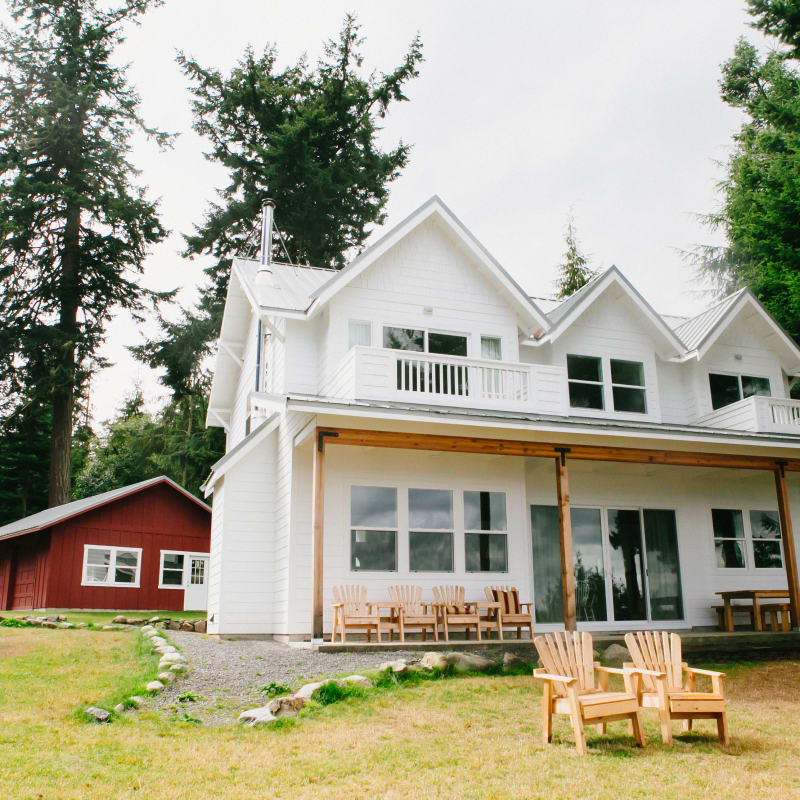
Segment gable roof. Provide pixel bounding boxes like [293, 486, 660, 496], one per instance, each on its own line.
[537, 266, 686, 356]
[674, 287, 800, 369]
[0, 476, 210, 542]
[306, 196, 550, 335]
[233, 259, 335, 316]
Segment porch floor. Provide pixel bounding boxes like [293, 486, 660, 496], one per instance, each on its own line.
[318, 629, 800, 659]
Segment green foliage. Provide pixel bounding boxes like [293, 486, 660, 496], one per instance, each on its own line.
[260, 682, 291, 697]
[310, 680, 367, 706]
[0, 0, 169, 504]
[555, 215, 597, 299]
[177, 692, 203, 703]
[0, 618, 30, 627]
[697, 3, 800, 342]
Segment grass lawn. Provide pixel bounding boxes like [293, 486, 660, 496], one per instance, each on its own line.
[2, 608, 206, 626]
[1, 628, 800, 799]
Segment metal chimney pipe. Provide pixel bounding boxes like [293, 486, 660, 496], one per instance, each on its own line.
[259, 199, 275, 268]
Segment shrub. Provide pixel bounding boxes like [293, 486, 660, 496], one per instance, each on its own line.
[311, 681, 366, 706]
[0, 618, 29, 628]
[260, 682, 291, 697]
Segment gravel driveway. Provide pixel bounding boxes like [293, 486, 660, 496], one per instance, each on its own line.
[149, 632, 419, 725]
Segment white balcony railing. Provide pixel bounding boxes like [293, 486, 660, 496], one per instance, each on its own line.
[320, 346, 568, 415]
[697, 394, 800, 435]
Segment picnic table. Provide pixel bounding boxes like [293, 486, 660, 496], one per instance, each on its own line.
[716, 589, 791, 632]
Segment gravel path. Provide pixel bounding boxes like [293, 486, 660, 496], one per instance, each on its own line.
[149, 632, 419, 725]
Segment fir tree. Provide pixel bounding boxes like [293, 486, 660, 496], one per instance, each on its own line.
[0, 0, 169, 506]
[555, 215, 596, 298]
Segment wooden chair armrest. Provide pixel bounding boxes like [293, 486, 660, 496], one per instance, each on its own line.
[533, 669, 577, 685]
[684, 666, 726, 678]
[518, 602, 533, 610]
[593, 665, 647, 676]
[475, 601, 501, 609]
[331, 603, 343, 608]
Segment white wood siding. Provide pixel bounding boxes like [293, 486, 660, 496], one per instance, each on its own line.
[229, 312, 259, 448]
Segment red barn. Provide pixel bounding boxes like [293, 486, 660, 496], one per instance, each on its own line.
[0, 476, 211, 612]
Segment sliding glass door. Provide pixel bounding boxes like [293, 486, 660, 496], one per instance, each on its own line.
[530, 505, 683, 624]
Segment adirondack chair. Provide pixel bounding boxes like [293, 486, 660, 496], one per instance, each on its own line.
[485, 585, 534, 639]
[534, 631, 646, 755]
[432, 585, 482, 641]
[331, 585, 384, 643]
[624, 631, 729, 746]
[389, 585, 438, 641]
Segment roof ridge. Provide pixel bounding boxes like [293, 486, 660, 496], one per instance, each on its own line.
[675, 288, 747, 329]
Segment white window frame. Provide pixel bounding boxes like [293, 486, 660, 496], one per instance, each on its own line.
[480, 336, 503, 361]
[349, 485, 399, 574]
[707, 370, 772, 411]
[609, 358, 647, 414]
[158, 550, 211, 589]
[566, 354, 605, 410]
[382, 325, 470, 357]
[710, 507, 784, 573]
[566, 353, 653, 419]
[81, 544, 142, 588]
[408, 487, 455, 573]
[348, 319, 372, 350]
[464, 490, 508, 573]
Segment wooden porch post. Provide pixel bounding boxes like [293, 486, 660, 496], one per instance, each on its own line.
[311, 429, 326, 640]
[555, 450, 577, 632]
[774, 464, 800, 629]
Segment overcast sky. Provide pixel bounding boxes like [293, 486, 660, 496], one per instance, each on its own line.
[78, 0, 764, 423]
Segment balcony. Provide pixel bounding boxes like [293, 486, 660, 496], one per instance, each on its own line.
[324, 346, 568, 415]
[696, 395, 800, 435]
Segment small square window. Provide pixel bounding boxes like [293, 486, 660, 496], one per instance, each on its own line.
[481, 336, 502, 360]
[348, 320, 371, 349]
[709, 373, 741, 410]
[742, 375, 771, 399]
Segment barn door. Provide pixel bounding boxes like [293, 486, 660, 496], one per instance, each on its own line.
[10, 546, 38, 610]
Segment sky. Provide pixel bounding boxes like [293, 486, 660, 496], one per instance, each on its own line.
[76, 0, 765, 423]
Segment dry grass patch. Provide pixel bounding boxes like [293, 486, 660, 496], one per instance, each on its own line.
[1, 628, 799, 799]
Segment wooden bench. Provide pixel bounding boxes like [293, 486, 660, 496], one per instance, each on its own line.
[711, 604, 754, 631]
[759, 603, 791, 632]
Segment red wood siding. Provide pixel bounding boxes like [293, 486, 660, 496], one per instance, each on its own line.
[0, 482, 210, 612]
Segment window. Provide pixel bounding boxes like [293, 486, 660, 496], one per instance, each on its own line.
[567, 354, 604, 410]
[348, 320, 371, 349]
[750, 510, 783, 568]
[383, 326, 467, 356]
[464, 491, 507, 572]
[160, 552, 185, 587]
[610, 359, 646, 413]
[481, 336, 502, 361]
[190, 558, 206, 585]
[428, 332, 467, 357]
[383, 327, 424, 351]
[409, 488, 453, 571]
[711, 509, 746, 568]
[709, 373, 771, 410]
[82, 545, 141, 587]
[350, 486, 397, 571]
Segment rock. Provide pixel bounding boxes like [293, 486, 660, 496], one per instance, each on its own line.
[56, 614, 67, 622]
[421, 652, 449, 670]
[112, 615, 126, 624]
[128, 696, 145, 708]
[102, 625, 115, 630]
[340, 674, 373, 689]
[141, 624, 154, 633]
[379, 659, 409, 673]
[58, 622, 74, 629]
[445, 652, 496, 673]
[85, 706, 110, 723]
[44, 615, 59, 622]
[76, 622, 88, 629]
[503, 652, 528, 671]
[157, 672, 174, 683]
[41, 621, 57, 628]
[267, 696, 305, 718]
[238, 706, 276, 726]
[180, 621, 194, 631]
[113, 703, 126, 714]
[293, 681, 324, 700]
[128, 619, 144, 626]
[158, 652, 185, 664]
[148, 616, 160, 624]
[602, 644, 630, 667]
[146, 680, 164, 693]
[168, 620, 181, 631]
[193, 620, 207, 633]
[169, 664, 186, 673]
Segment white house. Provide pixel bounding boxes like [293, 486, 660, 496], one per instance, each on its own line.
[201, 196, 800, 640]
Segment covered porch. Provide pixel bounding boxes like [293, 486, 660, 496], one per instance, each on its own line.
[308, 424, 800, 641]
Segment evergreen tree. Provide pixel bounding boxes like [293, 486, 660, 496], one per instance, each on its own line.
[697, 1, 800, 342]
[0, 0, 169, 506]
[555, 215, 596, 298]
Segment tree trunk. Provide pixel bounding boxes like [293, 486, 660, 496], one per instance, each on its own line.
[48, 203, 80, 507]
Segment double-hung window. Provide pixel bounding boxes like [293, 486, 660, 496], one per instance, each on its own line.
[610, 359, 646, 413]
[711, 508, 783, 569]
[409, 489, 454, 572]
[709, 373, 771, 410]
[464, 491, 508, 572]
[567, 355, 604, 409]
[350, 486, 397, 572]
[82, 545, 141, 587]
[160, 552, 185, 587]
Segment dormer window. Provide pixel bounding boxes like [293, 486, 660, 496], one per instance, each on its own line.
[709, 373, 770, 410]
[567, 355, 604, 409]
[611, 359, 646, 413]
[567, 355, 647, 413]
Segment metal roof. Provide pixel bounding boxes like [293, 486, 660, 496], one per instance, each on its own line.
[0, 476, 210, 542]
[673, 289, 746, 351]
[546, 272, 606, 325]
[234, 258, 335, 313]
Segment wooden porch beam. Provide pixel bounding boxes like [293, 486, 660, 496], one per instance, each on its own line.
[774, 465, 800, 629]
[555, 452, 577, 631]
[311, 429, 326, 640]
[318, 427, 800, 472]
